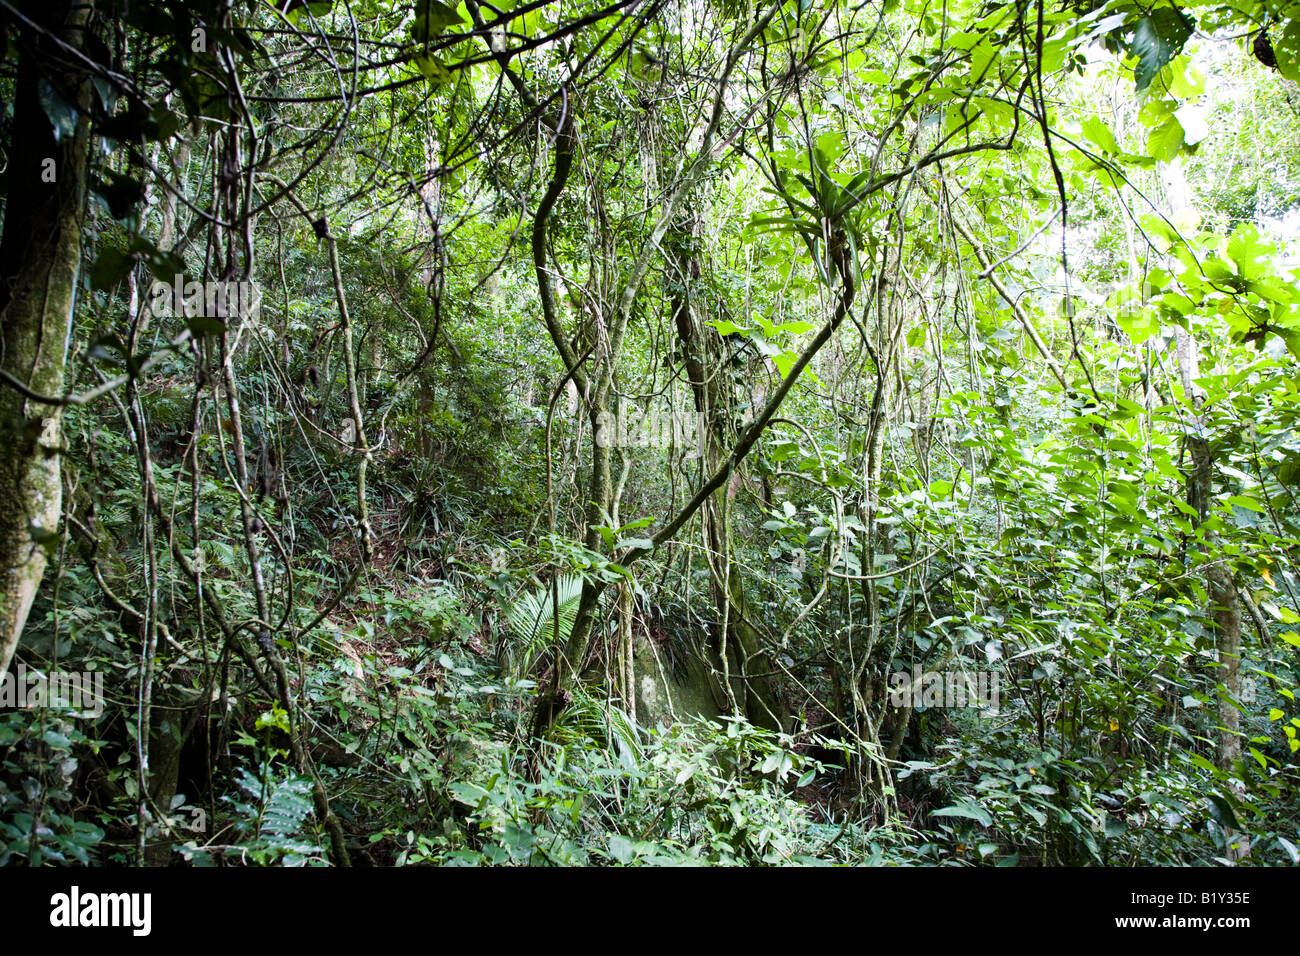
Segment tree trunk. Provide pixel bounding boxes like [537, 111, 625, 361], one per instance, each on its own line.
[0, 0, 92, 677]
[667, 217, 781, 730]
[1174, 325, 1242, 771]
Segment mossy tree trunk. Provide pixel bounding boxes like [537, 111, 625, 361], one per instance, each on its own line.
[0, 0, 92, 677]
[667, 217, 781, 731]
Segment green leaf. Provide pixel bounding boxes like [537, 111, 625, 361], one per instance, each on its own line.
[411, 0, 466, 44]
[777, 320, 817, 334]
[773, 350, 798, 378]
[412, 53, 451, 83]
[284, 0, 335, 25]
[931, 801, 992, 827]
[89, 247, 134, 291]
[37, 78, 78, 143]
[614, 537, 653, 551]
[709, 319, 749, 336]
[255, 706, 290, 734]
[1207, 794, 1239, 828]
[1081, 116, 1120, 155]
[1131, 7, 1194, 92]
[1263, 603, 1300, 624]
[1224, 493, 1263, 513]
[1278, 836, 1300, 864]
[1146, 116, 1184, 163]
[1275, 19, 1300, 83]
[1189, 753, 1216, 773]
[608, 834, 635, 864]
[448, 782, 489, 807]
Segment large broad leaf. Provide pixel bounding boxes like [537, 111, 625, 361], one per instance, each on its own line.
[92, 170, 145, 222]
[1146, 114, 1184, 162]
[89, 247, 134, 292]
[1131, 6, 1194, 92]
[37, 79, 79, 143]
[411, 0, 466, 44]
[1081, 116, 1120, 155]
[931, 800, 993, 826]
[1274, 18, 1300, 83]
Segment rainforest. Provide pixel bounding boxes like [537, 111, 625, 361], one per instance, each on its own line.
[1, 0, 1299, 869]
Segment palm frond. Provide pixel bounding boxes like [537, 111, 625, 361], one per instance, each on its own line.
[550, 688, 643, 763]
[503, 574, 584, 677]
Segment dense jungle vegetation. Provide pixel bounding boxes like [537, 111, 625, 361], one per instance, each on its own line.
[2, 0, 1300, 868]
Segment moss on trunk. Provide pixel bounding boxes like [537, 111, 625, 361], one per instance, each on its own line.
[0, 0, 91, 676]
